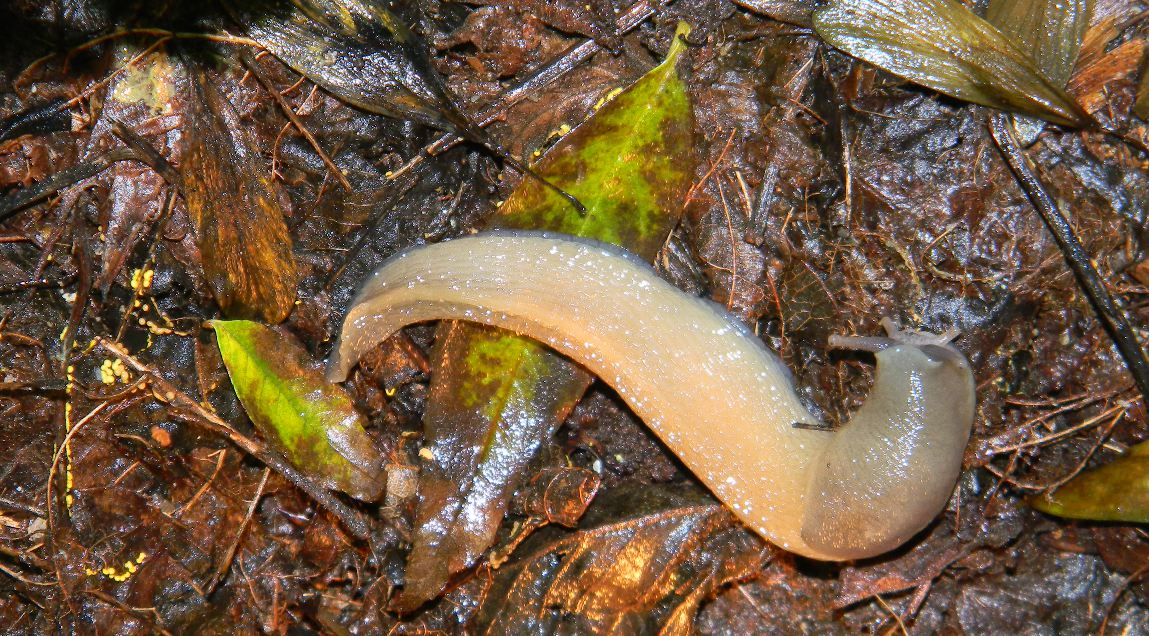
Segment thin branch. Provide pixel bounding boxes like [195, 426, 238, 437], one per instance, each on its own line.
[239, 50, 352, 192]
[96, 338, 379, 543]
[990, 113, 1149, 405]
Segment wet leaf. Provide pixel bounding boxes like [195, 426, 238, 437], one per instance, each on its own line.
[229, 0, 462, 131]
[1029, 442, 1149, 523]
[986, 0, 1091, 89]
[1137, 69, 1149, 121]
[472, 0, 621, 49]
[813, 0, 1089, 126]
[94, 43, 180, 294]
[471, 500, 764, 635]
[181, 68, 299, 323]
[732, 0, 820, 27]
[396, 26, 695, 611]
[213, 320, 382, 501]
[984, 0, 1091, 142]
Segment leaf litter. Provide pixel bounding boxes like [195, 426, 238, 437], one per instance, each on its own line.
[0, 0, 1148, 633]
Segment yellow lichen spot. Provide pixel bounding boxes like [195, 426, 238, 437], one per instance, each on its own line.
[101, 567, 115, 576]
[137, 552, 147, 563]
[84, 567, 97, 576]
[385, 170, 394, 178]
[384, 386, 397, 397]
[419, 447, 435, 461]
[65, 494, 73, 507]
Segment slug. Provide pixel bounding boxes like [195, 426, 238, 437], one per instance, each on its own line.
[327, 232, 976, 560]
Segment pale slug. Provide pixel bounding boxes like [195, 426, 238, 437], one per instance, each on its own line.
[327, 232, 976, 560]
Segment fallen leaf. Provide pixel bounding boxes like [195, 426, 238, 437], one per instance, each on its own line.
[181, 68, 299, 323]
[396, 24, 696, 611]
[230, 0, 467, 132]
[213, 320, 382, 501]
[986, 0, 1091, 88]
[471, 492, 764, 635]
[813, 0, 1090, 126]
[1029, 442, 1149, 523]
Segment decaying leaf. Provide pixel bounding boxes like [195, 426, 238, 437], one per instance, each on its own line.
[1029, 442, 1149, 523]
[230, 0, 464, 132]
[213, 320, 382, 501]
[732, 0, 820, 27]
[470, 494, 764, 635]
[471, 0, 621, 49]
[93, 43, 181, 294]
[813, 0, 1089, 126]
[1137, 67, 1149, 121]
[181, 68, 298, 323]
[396, 26, 695, 612]
[512, 465, 601, 527]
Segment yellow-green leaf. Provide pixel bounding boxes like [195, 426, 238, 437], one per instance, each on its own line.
[1029, 442, 1149, 522]
[213, 320, 382, 501]
[813, 0, 1089, 126]
[397, 24, 695, 613]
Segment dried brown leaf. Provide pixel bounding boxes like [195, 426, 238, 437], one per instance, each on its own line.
[472, 501, 764, 635]
[180, 69, 298, 323]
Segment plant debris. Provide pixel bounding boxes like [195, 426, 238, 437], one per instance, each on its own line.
[1, 0, 1149, 633]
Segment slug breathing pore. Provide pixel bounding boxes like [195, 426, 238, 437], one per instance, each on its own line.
[327, 232, 976, 561]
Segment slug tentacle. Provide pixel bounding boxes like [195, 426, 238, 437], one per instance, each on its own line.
[328, 232, 976, 561]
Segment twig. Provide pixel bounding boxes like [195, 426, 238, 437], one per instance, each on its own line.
[239, 50, 352, 191]
[82, 589, 174, 636]
[1098, 558, 1149, 635]
[206, 467, 269, 594]
[174, 449, 227, 517]
[96, 338, 377, 542]
[0, 148, 140, 223]
[990, 113, 1149, 405]
[404, 0, 656, 165]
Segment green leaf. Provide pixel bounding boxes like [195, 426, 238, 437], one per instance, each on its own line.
[396, 24, 696, 612]
[1029, 442, 1149, 522]
[213, 320, 382, 501]
[813, 0, 1089, 126]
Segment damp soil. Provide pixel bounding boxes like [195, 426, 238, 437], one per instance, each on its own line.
[1, 0, 1148, 633]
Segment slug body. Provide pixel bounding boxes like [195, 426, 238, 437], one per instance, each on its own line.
[328, 232, 976, 560]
